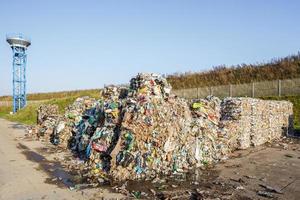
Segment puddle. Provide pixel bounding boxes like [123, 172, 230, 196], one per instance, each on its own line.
[108, 168, 224, 199]
[16, 143, 229, 199]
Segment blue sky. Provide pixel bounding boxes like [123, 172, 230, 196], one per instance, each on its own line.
[0, 0, 299, 95]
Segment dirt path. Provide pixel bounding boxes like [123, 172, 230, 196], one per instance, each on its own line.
[0, 118, 123, 200]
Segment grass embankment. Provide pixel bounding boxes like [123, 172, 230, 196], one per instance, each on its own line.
[0, 97, 80, 125]
[1, 53, 299, 101]
[0, 89, 101, 125]
[167, 53, 300, 89]
[0, 89, 100, 101]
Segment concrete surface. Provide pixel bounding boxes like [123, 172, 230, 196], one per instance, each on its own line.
[0, 118, 123, 200]
[0, 118, 299, 200]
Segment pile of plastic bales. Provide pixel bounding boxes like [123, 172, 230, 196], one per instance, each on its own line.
[32, 73, 294, 183]
[31, 104, 59, 140]
[51, 96, 98, 147]
[37, 104, 59, 125]
[220, 98, 293, 149]
[30, 97, 97, 147]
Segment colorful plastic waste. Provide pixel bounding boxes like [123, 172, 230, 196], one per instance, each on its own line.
[30, 73, 294, 183]
[32, 104, 60, 140]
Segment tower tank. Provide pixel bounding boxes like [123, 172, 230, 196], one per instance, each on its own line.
[6, 34, 31, 113]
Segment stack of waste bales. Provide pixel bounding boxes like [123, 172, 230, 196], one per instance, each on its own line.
[69, 86, 129, 183]
[82, 73, 293, 182]
[37, 104, 59, 125]
[30, 97, 99, 147]
[189, 96, 231, 164]
[79, 73, 233, 182]
[112, 78, 190, 180]
[220, 98, 293, 149]
[31, 73, 294, 183]
[250, 99, 293, 146]
[220, 98, 253, 149]
[51, 96, 98, 147]
[34, 104, 59, 140]
[64, 96, 98, 125]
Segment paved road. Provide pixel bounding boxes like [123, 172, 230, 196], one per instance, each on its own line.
[0, 118, 122, 200]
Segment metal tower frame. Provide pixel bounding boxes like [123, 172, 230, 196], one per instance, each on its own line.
[6, 34, 31, 113]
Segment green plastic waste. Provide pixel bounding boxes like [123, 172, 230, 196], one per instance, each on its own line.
[109, 102, 118, 109]
[192, 102, 203, 109]
[124, 132, 134, 150]
[132, 191, 141, 199]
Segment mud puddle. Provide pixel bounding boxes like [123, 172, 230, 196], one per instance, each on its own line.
[15, 142, 264, 199]
[107, 168, 234, 199]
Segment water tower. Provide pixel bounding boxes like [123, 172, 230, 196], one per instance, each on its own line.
[6, 34, 31, 113]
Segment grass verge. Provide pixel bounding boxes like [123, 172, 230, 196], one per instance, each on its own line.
[0, 96, 80, 125]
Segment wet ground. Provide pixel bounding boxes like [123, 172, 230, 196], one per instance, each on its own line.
[27, 135, 300, 200]
[110, 137, 300, 199]
[1, 118, 300, 199]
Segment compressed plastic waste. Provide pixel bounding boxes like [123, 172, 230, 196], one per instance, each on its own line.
[37, 104, 59, 125]
[33, 104, 60, 140]
[30, 97, 98, 147]
[220, 98, 293, 149]
[51, 96, 98, 147]
[31, 73, 294, 183]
